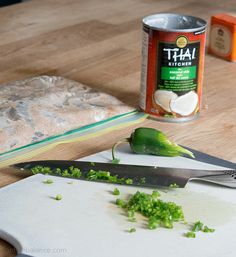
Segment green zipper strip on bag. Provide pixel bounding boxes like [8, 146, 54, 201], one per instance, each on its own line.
[0, 111, 147, 161]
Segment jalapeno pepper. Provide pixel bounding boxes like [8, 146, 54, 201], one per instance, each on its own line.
[112, 127, 194, 162]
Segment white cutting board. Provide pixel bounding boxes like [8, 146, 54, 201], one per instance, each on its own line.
[0, 145, 236, 257]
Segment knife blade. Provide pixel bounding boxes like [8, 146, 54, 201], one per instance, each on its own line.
[13, 160, 236, 188]
[182, 146, 236, 170]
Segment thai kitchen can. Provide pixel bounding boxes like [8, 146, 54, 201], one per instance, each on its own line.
[140, 13, 207, 122]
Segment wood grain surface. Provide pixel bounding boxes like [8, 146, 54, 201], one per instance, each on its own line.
[0, 0, 236, 256]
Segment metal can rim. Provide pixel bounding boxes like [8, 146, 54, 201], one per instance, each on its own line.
[143, 13, 207, 33]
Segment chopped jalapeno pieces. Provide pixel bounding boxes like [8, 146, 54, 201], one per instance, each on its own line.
[113, 188, 120, 195]
[115, 190, 184, 231]
[31, 166, 135, 186]
[31, 166, 81, 179]
[185, 221, 215, 238]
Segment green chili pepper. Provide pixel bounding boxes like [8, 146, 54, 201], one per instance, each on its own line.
[112, 127, 194, 161]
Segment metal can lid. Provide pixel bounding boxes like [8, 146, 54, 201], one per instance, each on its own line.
[143, 13, 207, 32]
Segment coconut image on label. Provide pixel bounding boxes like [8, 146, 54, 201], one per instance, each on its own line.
[154, 90, 178, 113]
[169, 91, 198, 116]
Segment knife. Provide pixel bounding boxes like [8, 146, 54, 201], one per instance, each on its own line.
[182, 146, 236, 170]
[13, 160, 236, 188]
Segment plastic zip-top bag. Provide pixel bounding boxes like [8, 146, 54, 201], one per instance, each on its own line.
[0, 76, 141, 161]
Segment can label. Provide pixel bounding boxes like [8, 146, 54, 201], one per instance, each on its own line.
[140, 15, 206, 122]
[157, 39, 199, 93]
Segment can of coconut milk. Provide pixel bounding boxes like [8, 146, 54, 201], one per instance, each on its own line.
[140, 13, 207, 122]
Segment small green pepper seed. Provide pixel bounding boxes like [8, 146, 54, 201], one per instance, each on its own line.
[185, 231, 196, 238]
[125, 178, 133, 185]
[128, 217, 137, 222]
[192, 221, 204, 232]
[113, 188, 120, 195]
[116, 198, 125, 208]
[139, 177, 146, 184]
[128, 227, 136, 233]
[43, 179, 53, 184]
[202, 226, 215, 233]
[55, 194, 63, 201]
[127, 210, 135, 218]
[169, 183, 180, 188]
[152, 190, 160, 198]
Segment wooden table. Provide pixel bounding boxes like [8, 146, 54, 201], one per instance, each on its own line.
[0, 0, 235, 256]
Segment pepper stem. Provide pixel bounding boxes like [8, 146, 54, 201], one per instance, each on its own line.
[112, 138, 130, 161]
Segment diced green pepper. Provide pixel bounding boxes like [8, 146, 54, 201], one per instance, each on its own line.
[43, 179, 53, 184]
[128, 228, 136, 233]
[113, 188, 120, 195]
[202, 226, 215, 233]
[185, 231, 196, 238]
[55, 194, 62, 201]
